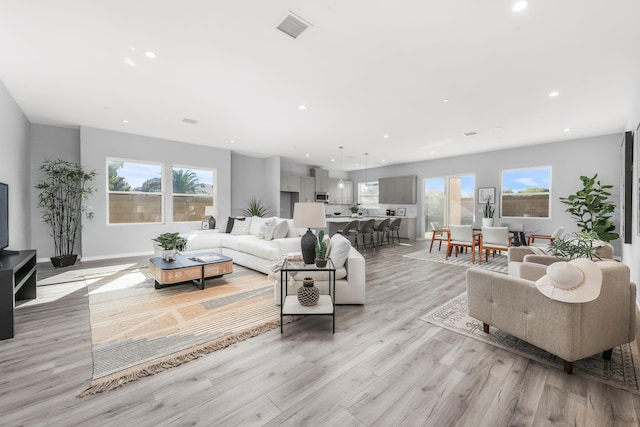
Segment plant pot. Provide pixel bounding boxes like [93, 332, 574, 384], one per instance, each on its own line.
[50, 254, 78, 268]
[482, 218, 494, 227]
[315, 258, 328, 268]
[298, 278, 319, 306]
[162, 249, 178, 261]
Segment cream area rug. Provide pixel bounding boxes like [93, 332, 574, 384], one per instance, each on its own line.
[421, 293, 640, 395]
[404, 249, 508, 273]
[78, 265, 283, 396]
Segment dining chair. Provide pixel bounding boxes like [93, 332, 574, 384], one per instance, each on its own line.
[527, 226, 564, 247]
[479, 226, 510, 264]
[501, 222, 525, 246]
[388, 218, 402, 245]
[429, 221, 449, 253]
[336, 219, 359, 246]
[374, 218, 391, 247]
[446, 225, 480, 263]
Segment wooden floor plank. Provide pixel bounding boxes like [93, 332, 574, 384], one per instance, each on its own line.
[2, 243, 640, 426]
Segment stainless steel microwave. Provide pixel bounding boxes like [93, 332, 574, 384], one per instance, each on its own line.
[315, 192, 329, 203]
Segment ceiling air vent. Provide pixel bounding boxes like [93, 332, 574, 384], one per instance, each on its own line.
[276, 12, 311, 39]
[463, 131, 478, 137]
[182, 118, 198, 124]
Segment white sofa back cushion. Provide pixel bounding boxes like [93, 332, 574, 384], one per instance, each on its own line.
[249, 216, 271, 235]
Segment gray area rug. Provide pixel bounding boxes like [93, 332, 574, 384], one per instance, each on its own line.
[404, 248, 508, 273]
[421, 293, 640, 395]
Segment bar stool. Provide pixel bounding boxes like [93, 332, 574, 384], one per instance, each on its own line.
[374, 218, 391, 247]
[350, 218, 376, 250]
[337, 219, 359, 246]
[388, 218, 402, 244]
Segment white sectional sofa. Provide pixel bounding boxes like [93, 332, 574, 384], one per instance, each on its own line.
[179, 216, 366, 305]
[181, 217, 304, 274]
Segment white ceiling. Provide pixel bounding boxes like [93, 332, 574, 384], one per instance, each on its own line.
[1, 1, 640, 171]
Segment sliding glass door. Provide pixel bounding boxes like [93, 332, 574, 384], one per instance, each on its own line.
[424, 175, 475, 237]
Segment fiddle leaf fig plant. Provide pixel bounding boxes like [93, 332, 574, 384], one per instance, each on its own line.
[559, 174, 619, 242]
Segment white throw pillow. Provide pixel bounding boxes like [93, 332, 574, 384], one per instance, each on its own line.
[249, 216, 269, 235]
[262, 219, 277, 240]
[329, 233, 351, 269]
[230, 217, 252, 235]
[273, 219, 289, 239]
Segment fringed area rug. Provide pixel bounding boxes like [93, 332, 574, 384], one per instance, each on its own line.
[79, 265, 284, 396]
[421, 293, 640, 395]
[404, 249, 508, 273]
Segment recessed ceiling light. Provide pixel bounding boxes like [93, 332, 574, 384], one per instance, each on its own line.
[430, 151, 435, 154]
[383, 134, 389, 138]
[299, 105, 307, 110]
[305, 154, 310, 157]
[144, 51, 156, 59]
[442, 99, 449, 103]
[330, 158, 335, 162]
[355, 163, 359, 167]
[513, 1, 527, 12]
[229, 139, 235, 143]
[564, 128, 571, 132]
[123, 57, 136, 67]
[381, 159, 386, 162]
[122, 119, 129, 123]
[549, 91, 559, 97]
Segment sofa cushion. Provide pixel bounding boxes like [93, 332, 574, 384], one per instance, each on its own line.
[230, 217, 251, 235]
[329, 233, 351, 269]
[250, 216, 272, 236]
[274, 219, 290, 239]
[237, 238, 279, 260]
[225, 217, 245, 234]
[263, 219, 277, 240]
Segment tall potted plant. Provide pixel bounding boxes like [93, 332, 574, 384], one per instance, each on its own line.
[241, 197, 268, 217]
[482, 200, 495, 227]
[35, 159, 97, 267]
[559, 174, 619, 242]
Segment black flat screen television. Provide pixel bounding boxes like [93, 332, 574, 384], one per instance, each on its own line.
[0, 183, 8, 251]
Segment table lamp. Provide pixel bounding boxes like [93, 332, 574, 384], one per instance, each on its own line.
[205, 206, 218, 230]
[293, 202, 327, 264]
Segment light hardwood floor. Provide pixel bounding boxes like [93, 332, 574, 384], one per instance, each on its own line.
[1, 242, 639, 426]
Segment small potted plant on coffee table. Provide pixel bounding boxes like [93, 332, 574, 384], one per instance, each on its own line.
[152, 232, 187, 261]
[315, 230, 328, 268]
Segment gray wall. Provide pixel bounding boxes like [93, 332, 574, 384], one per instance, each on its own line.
[230, 153, 272, 219]
[348, 133, 623, 252]
[80, 127, 232, 260]
[29, 124, 80, 259]
[0, 81, 30, 251]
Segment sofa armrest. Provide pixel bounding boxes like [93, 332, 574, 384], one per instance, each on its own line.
[270, 237, 302, 256]
[507, 247, 534, 263]
[345, 247, 365, 287]
[522, 254, 562, 266]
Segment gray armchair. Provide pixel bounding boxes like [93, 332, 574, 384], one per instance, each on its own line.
[466, 260, 636, 373]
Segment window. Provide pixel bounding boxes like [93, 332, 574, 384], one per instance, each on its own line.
[501, 167, 551, 218]
[108, 159, 163, 224]
[358, 181, 379, 207]
[172, 166, 215, 222]
[424, 175, 475, 236]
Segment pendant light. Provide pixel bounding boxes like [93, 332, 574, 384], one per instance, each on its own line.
[338, 146, 344, 189]
[362, 153, 368, 191]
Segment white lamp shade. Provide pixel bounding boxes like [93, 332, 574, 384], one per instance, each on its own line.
[205, 206, 218, 216]
[293, 202, 327, 228]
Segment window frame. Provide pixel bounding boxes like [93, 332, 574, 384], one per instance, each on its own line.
[106, 158, 164, 225]
[500, 166, 552, 219]
[171, 164, 217, 223]
[358, 181, 379, 208]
